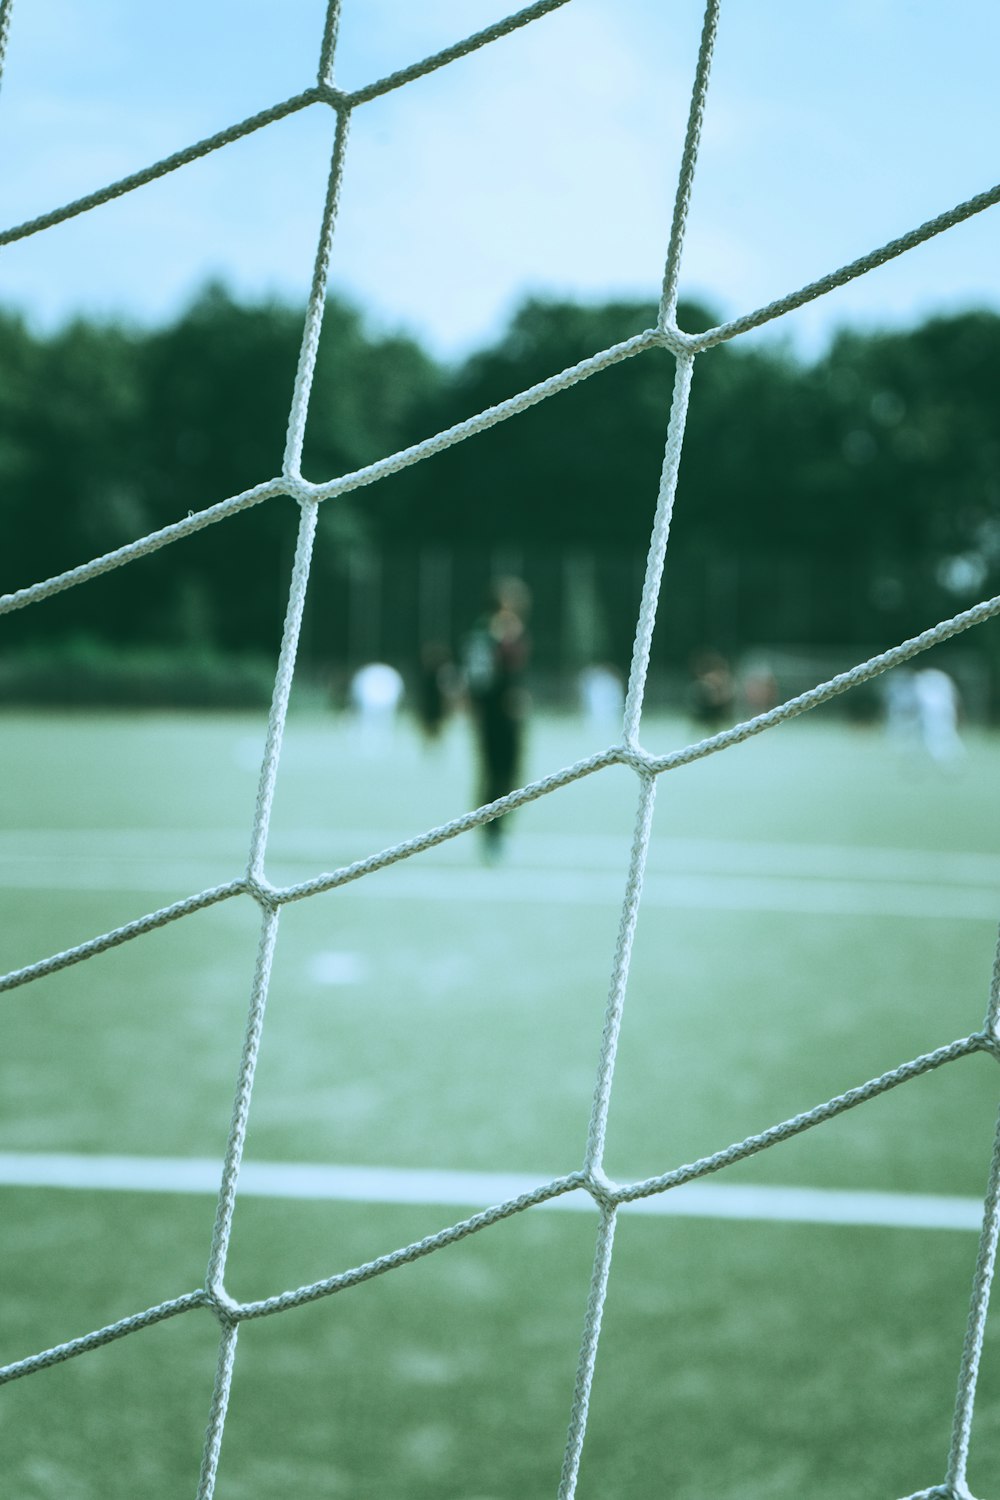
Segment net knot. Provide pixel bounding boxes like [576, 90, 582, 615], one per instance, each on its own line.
[317, 82, 348, 109]
[245, 874, 280, 912]
[651, 324, 700, 357]
[612, 742, 655, 775]
[583, 1166, 619, 1209]
[281, 476, 319, 507]
[203, 1282, 242, 1328]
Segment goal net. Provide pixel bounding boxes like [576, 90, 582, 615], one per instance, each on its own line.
[2, 3, 1000, 1498]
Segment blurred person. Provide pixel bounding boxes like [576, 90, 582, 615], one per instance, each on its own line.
[884, 665, 964, 766]
[741, 660, 779, 716]
[348, 661, 404, 753]
[579, 662, 625, 731]
[883, 668, 921, 750]
[914, 666, 964, 765]
[415, 640, 457, 744]
[687, 648, 736, 729]
[463, 577, 531, 859]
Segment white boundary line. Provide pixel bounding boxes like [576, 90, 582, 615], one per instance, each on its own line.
[4, 828, 1000, 884]
[1, 832, 997, 923]
[0, 1152, 983, 1232]
[0, 862, 994, 920]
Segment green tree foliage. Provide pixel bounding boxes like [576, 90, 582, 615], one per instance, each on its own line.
[2, 286, 999, 670]
[373, 298, 696, 548]
[377, 296, 1000, 658]
[0, 285, 440, 653]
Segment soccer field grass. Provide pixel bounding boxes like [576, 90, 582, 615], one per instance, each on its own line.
[2, 705, 1000, 1498]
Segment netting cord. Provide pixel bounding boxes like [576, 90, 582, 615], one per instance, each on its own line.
[232, 1172, 588, 1319]
[204, 909, 281, 1295]
[1, 1031, 991, 1391]
[0, 0, 572, 255]
[0, 879, 245, 995]
[692, 179, 1000, 354]
[643, 590, 1000, 777]
[0, 0, 14, 94]
[198, 21, 352, 1475]
[561, 18, 722, 1481]
[3, 3, 1000, 1494]
[0, 89, 325, 250]
[945, 1107, 1000, 1500]
[558, 1206, 617, 1500]
[349, 0, 574, 105]
[0, 332, 662, 621]
[0, 1177, 591, 1388]
[247, 503, 320, 884]
[984, 922, 1000, 1041]
[197, 1323, 240, 1500]
[252, 8, 348, 875]
[3, 588, 1000, 1002]
[585, 773, 657, 1179]
[558, 774, 657, 1499]
[622, 353, 695, 746]
[659, 0, 720, 329]
[0, 1289, 206, 1386]
[317, 0, 342, 89]
[197, 905, 279, 1488]
[1, 0, 995, 627]
[944, 926, 1000, 1500]
[282, 92, 350, 480]
[4, 126, 997, 621]
[0, 475, 290, 619]
[6, 134, 999, 610]
[618, 1034, 990, 1205]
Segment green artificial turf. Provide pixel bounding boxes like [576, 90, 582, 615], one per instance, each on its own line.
[1, 706, 999, 1497]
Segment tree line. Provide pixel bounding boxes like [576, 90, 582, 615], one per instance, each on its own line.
[2, 281, 999, 692]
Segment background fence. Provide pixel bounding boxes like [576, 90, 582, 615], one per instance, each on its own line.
[297, 544, 998, 720]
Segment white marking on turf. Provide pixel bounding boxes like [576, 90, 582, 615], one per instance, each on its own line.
[0, 855, 997, 921]
[0, 831, 996, 919]
[315, 866, 1000, 921]
[4, 829, 1000, 886]
[0, 1153, 983, 1232]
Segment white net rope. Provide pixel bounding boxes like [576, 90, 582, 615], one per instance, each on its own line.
[1, 3, 1000, 1497]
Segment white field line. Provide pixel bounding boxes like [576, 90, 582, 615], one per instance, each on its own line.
[0, 831, 998, 920]
[4, 828, 1000, 883]
[343, 868, 1000, 920]
[0, 1152, 984, 1232]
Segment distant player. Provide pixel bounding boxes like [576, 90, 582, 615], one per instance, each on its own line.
[463, 578, 531, 858]
[884, 665, 964, 766]
[913, 667, 964, 765]
[579, 663, 625, 731]
[415, 640, 457, 743]
[687, 648, 736, 729]
[348, 661, 404, 753]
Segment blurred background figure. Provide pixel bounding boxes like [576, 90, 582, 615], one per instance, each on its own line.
[463, 577, 532, 860]
[579, 662, 625, 732]
[414, 640, 458, 745]
[884, 665, 964, 766]
[687, 648, 736, 730]
[348, 661, 404, 753]
[884, 668, 922, 751]
[741, 658, 779, 717]
[914, 666, 965, 766]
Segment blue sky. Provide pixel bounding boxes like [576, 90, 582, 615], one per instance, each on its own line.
[1, 0, 997, 360]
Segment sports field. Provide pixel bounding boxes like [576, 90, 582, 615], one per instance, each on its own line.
[1, 701, 1000, 1499]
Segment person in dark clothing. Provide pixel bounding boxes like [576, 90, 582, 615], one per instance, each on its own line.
[687, 647, 736, 730]
[463, 577, 531, 858]
[415, 640, 456, 743]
